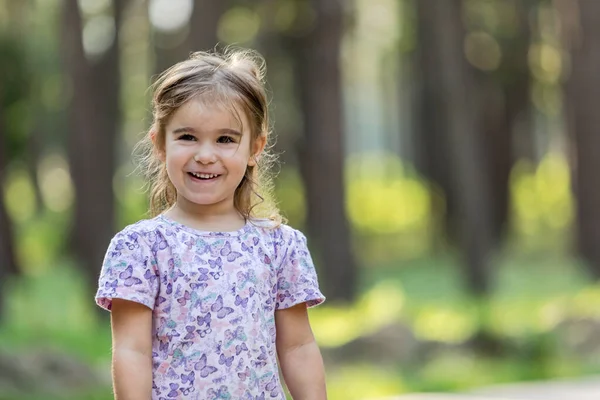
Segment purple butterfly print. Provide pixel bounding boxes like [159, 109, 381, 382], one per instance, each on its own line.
[197, 327, 212, 338]
[236, 270, 255, 288]
[238, 366, 251, 381]
[258, 346, 268, 361]
[166, 367, 179, 380]
[165, 329, 180, 341]
[151, 235, 168, 254]
[196, 313, 211, 327]
[181, 387, 194, 396]
[197, 267, 210, 281]
[252, 346, 268, 368]
[207, 386, 230, 399]
[241, 241, 254, 254]
[265, 376, 280, 398]
[193, 354, 217, 378]
[220, 241, 243, 262]
[235, 294, 248, 308]
[180, 370, 195, 384]
[229, 316, 243, 325]
[190, 281, 207, 291]
[157, 295, 167, 305]
[235, 342, 248, 355]
[104, 279, 118, 291]
[166, 282, 173, 295]
[119, 265, 143, 287]
[167, 382, 179, 398]
[184, 235, 194, 250]
[143, 268, 158, 284]
[184, 325, 195, 340]
[225, 326, 246, 345]
[159, 340, 169, 354]
[209, 270, 224, 280]
[211, 295, 234, 319]
[258, 247, 272, 265]
[177, 290, 191, 306]
[169, 265, 184, 282]
[252, 236, 260, 246]
[219, 353, 234, 367]
[208, 257, 222, 270]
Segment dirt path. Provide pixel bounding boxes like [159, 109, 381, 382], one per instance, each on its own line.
[380, 376, 600, 400]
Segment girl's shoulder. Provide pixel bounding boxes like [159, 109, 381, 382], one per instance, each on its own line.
[248, 218, 304, 239]
[248, 219, 309, 254]
[110, 216, 169, 244]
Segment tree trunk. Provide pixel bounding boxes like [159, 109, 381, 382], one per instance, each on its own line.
[0, 105, 20, 321]
[483, 0, 534, 245]
[61, 0, 123, 293]
[565, 0, 600, 278]
[413, 0, 460, 247]
[416, 0, 495, 296]
[287, 0, 357, 303]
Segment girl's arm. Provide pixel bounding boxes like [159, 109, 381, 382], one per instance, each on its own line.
[111, 298, 154, 400]
[275, 303, 327, 400]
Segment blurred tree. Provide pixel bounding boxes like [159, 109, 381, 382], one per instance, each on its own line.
[414, 0, 495, 296]
[0, 22, 30, 319]
[415, 0, 535, 250]
[562, 0, 600, 278]
[412, 0, 458, 248]
[286, 0, 358, 303]
[60, 0, 125, 294]
[477, 0, 535, 246]
[153, 0, 226, 76]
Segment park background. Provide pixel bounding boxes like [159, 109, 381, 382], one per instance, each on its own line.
[1, 0, 600, 399]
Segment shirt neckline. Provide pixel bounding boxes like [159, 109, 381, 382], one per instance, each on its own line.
[156, 214, 252, 237]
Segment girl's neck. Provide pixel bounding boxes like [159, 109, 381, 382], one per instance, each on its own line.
[164, 201, 246, 232]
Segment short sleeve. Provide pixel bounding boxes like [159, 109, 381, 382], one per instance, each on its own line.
[95, 227, 160, 311]
[275, 228, 325, 310]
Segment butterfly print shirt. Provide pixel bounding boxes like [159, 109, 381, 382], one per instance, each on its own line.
[95, 215, 325, 400]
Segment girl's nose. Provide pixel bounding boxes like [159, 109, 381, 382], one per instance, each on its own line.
[193, 144, 217, 164]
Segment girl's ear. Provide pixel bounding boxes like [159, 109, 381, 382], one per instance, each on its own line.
[248, 134, 267, 167]
[150, 129, 166, 162]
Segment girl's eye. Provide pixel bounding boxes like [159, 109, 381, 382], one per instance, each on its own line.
[178, 134, 196, 141]
[217, 136, 236, 144]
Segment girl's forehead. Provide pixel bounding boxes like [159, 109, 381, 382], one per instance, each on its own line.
[170, 96, 250, 132]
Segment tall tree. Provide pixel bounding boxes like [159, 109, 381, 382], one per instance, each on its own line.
[562, 0, 600, 278]
[286, 0, 358, 303]
[415, 0, 495, 296]
[412, 0, 459, 247]
[61, 0, 124, 292]
[0, 25, 29, 320]
[479, 0, 535, 245]
[0, 106, 20, 321]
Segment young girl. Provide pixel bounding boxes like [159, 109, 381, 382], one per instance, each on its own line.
[95, 49, 327, 400]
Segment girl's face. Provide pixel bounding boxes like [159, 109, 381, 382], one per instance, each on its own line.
[159, 98, 265, 216]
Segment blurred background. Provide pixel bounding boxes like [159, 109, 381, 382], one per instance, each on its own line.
[1, 0, 600, 399]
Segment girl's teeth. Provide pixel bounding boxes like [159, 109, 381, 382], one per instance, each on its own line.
[191, 172, 217, 179]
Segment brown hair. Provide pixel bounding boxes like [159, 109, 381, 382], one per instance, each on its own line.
[135, 49, 281, 224]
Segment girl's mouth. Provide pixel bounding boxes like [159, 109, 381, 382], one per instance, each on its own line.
[188, 172, 221, 181]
